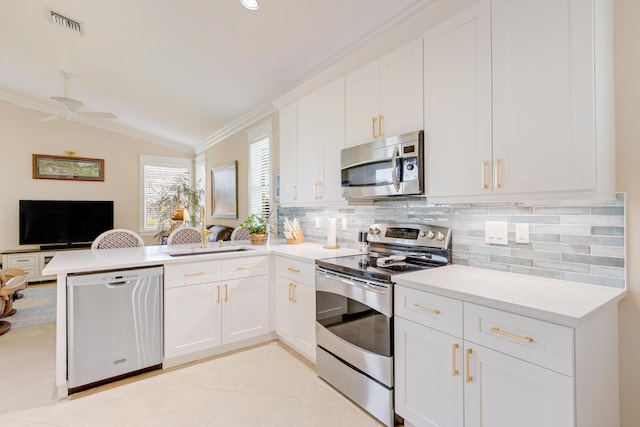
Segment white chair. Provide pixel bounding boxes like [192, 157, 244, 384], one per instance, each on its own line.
[230, 227, 251, 241]
[167, 226, 202, 245]
[92, 229, 145, 249]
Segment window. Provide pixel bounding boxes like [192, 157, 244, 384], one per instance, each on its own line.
[140, 155, 192, 232]
[248, 121, 272, 220]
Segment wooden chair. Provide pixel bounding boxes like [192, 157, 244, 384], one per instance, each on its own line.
[167, 227, 202, 245]
[92, 229, 145, 249]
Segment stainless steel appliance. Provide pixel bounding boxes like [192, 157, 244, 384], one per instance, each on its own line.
[315, 223, 451, 426]
[67, 266, 163, 392]
[340, 131, 424, 199]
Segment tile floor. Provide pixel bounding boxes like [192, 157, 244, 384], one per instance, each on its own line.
[0, 323, 388, 426]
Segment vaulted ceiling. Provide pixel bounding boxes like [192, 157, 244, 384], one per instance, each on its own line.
[0, 0, 437, 153]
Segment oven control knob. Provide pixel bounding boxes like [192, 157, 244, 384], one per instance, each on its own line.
[437, 232, 445, 241]
[427, 231, 435, 239]
[373, 227, 381, 235]
[419, 231, 426, 237]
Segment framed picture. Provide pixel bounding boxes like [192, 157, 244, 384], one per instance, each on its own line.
[211, 161, 238, 219]
[32, 154, 104, 182]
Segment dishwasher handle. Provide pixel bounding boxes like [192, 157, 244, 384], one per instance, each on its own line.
[106, 280, 132, 288]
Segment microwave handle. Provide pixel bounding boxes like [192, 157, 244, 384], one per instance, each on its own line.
[392, 146, 401, 192]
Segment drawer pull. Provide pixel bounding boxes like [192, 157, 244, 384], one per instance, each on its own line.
[292, 283, 297, 303]
[452, 343, 459, 376]
[490, 327, 534, 344]
[236, 265, 257, 270]
[287, 267, 300, 273]
[217, 285, 221, 303]
[465, 348, 473, 383]
[412, 303, 440, 315]
[225, 284, 229, 302]
[184, 272, 206, 277]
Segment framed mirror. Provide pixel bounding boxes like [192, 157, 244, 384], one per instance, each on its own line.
[211, 161, 238, 219]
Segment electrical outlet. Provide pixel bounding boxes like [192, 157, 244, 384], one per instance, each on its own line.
[341, 218, 347, 231]
[515, 223, 530, 244]
[315, 217, 320, 228]
[485, 221, 508, 245]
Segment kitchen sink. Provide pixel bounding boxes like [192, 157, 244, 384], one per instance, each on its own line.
[168, 247, 253, 257]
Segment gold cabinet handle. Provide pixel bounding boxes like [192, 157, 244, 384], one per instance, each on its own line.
[465, 348, 473, 383]
[287, 267, 300, 273]
[288, 283, 294, 302]
[490, 327, 534, 343]
[217, 284, 221, 304]
[452, 343, 459, 376]
[372, 116, 378, 139]
[317, 181, 322, 199]
[293, 184, 297, 200]
[224, 284, 229, 302]
[412, 303, 440, 315]
[292, 283, 297, 303]
[236, 265, 256, 270]
[494, 158, 502, 189]
[379, 115, 384, 137]
[481, 160, 488, 190]
[184, 272, 205, 277]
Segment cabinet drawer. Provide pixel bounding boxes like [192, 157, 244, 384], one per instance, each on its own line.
[395, 285, 463, 338]
[7, 254, 37, 267]
[222, 256, 268, 280]
[275, 256, 315, 284]
[464, 303, 574, 376]
[165, 261, 222, 289]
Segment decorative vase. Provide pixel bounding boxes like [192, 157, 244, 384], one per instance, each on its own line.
[250, 232, 268, 245]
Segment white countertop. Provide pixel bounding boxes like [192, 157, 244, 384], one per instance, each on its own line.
[394, 264, 627, 327]
[43, 240, 360, 275]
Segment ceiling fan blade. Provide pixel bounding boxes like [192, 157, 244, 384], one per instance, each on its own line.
[79, 112, 117, 119]
[39, 112, 67, 122]
[50, 96, 84, 112]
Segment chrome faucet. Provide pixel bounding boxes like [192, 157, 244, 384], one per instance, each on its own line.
[200, 206, 212, 248]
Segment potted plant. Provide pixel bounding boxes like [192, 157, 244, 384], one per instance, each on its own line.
[151, 175, 203, 242]
[240, 213, 268, 245]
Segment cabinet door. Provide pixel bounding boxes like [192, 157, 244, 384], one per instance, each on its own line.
[395, 318, 463, 427]
[424, 0, 493, 197]
[317, 78, 346, 202]
[294, 282, 317, 362]
[164, 283, 221, 359]
[296, 93, 322, 203]
[279, 103, 298, 204]
[491, 0, 595, 193]
[379, 38, 424, 140]
[221, 276, 269, 344]
[464, 343, 574, 427]
[346, 60, 380, 147]
[275, 275, 295, 344]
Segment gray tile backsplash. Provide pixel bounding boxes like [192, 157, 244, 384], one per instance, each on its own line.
[277, 194, 626, 289]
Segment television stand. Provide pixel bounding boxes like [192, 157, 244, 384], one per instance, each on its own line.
[1, 246, 87, 283]
[41, 243, 92, 250]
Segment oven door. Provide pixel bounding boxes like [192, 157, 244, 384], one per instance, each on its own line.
[315, 268, 393, 387]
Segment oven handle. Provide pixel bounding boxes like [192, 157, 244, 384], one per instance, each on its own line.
[337, 277, 387, 294]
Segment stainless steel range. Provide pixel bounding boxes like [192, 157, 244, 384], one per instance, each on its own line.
[315, 223, 451, 427]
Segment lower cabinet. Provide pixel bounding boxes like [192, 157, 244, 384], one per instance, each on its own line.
[164, 256, 269, 361]
[274, 256, 317, 362]
[395, 285, 614, 427]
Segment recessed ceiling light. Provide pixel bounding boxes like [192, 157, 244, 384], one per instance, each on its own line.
[241, 0, 259, 10]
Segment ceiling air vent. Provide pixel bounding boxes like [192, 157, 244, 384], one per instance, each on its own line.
[49, 10, 83, 35]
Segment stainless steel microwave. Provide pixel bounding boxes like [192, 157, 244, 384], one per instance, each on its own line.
[340, 131, 424, 199]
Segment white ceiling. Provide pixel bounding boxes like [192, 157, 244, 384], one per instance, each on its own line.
[0, 0, 436, 153]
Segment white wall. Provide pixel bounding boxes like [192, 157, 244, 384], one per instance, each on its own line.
[614, 0, 640, 425]
[0, 105, 191, 250]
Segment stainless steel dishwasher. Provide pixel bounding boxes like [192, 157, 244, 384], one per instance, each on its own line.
[67, 266, 163, 392]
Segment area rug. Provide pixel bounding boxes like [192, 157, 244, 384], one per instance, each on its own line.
[8, 284, 56, 329]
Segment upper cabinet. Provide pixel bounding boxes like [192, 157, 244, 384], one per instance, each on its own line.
[279, 78, 346, 206]
[346, 38, 424, 147]
[425, 0, 614, 199]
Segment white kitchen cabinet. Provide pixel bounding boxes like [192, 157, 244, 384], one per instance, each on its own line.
[346, 37, 423, 147]
[274, 256, 317, 361]
[164, 256, 269, 361]
[425, 0, 614, 199]
[395, 284, 619, 427]
[279, 78, 345, 205]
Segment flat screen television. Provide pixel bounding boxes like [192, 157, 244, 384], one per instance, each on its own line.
[19, 200, 114, 248]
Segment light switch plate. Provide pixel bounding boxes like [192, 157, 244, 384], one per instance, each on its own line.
[341, 218, 348, 231]
[485, 221, 508, 245]
[315, 217, 320, 228]
[515, 223, 530, 244]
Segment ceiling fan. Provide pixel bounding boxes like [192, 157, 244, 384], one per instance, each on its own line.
[40, 73, 117, 122]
